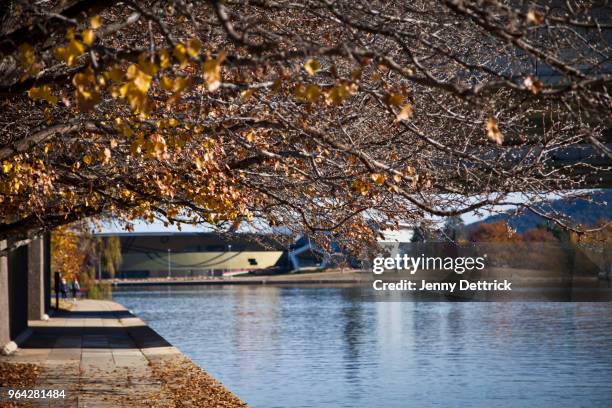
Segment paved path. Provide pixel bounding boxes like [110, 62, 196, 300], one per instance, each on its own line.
[1, 300, 183, 407]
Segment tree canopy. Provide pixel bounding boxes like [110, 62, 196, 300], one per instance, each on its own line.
[1, 0, 610, 252]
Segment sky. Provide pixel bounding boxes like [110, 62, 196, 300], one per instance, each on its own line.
[96, 191, 589, 234]
[96, 203, 509, 234]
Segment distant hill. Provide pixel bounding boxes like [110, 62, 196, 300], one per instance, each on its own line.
[468, 189, 611, 233]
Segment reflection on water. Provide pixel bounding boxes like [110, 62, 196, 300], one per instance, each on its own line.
[114, 285, 612, 408]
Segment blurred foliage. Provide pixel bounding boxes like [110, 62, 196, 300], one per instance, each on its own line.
[51, 221, 119, 298]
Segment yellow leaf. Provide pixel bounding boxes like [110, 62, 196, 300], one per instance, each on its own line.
[304, 84, 321, 102]
[325, 84, 350, 105]
[19, 43, 40, 76]
[127, 65, 152, 93]
[83, 155, 94, 165]
[240, 89, 254, 100]
[160, 76, 174, 91]
[126, 64, 138, 79]
[138, 57, 158, 76]
[173, 43, 187, 65]
[486, 117, 503, 145]
[28, 85, 58, 104]
[172, 76, 188, 93]
[527, 10, 544, 25]
[351, 179, 368, 195]
[68, 39, 85, 56]
[82, 29, 95, 46]
[119, 83, 130, 97]
[385, 93, 403, 106]
[187, 38, 201, 58]
[73, 68, 101, 111]
[202, 51, 226, 92]
[18, 43, 35, 67]
[57, 39, 85, 66]
[2, 161, 12, 173]
[395, 104, 413, 122]
[294, 83, 306, 100]
[54, 47, 67, 62]
[159, 49, 171, 69]
[105, 66, 123, 82]
[371, 173, 385, 185]
[304, 59, 321, 76]
[90, 15, 102, 29]
[245, 131, 255, 142]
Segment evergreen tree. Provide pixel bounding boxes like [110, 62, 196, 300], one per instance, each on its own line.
[443, 216, 466, 242]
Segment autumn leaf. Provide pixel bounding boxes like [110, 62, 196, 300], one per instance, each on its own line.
[527, 10, 544, 25]
[28, 85, 58, 104]
[395, 104, 413, 122]
[2, 161, 13, 174]
[126, 64, 152, 94]
[166, 76, 189, 105]
[523, 76, 542, 95]
[83, 155, 94, 165]
[486, 117, 503, 145]
[160, 76, 173, 91]
[105, 66, 123, 82]
[384, 93, 404, 106]
[202, 50, 226, 91]
[172, 77, 188, 93]
[304, 59, 321, 76]
[187, 38, 202, 58]
[90, 15, 102, 29]
[295, 83, 320, 103]
[101, 147, 111, 164]
[371, 173, 385, 185]
[351, 179, 368, 195]
[55, 35, 86, 66]
[240, 89, 254, 100]
[304, 84, 321, 102]
[173, 43, 188, 66]
[73, 68, 101, 111]
[18, 43, 40, 76]
[159, 49, 171, 69]
[82, 29, 95, 46]
[325, 83, 357, 105]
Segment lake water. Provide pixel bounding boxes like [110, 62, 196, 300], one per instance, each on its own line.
[113, 285, 612, 408]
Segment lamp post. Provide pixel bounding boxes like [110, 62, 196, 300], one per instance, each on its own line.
[167, 248, 172, 279]
[226, 244, 232, 275]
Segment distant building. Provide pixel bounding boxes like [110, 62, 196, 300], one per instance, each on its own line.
[96, 232, 288, 278]
[95, 232, 333, 278]
[287, 236, 329, 272]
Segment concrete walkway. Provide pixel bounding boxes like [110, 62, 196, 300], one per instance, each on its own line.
[1, 299, 246, 407]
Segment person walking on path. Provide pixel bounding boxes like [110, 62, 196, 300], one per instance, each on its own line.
[70, 276, 80, 303]
[60, 277, 68, 299]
